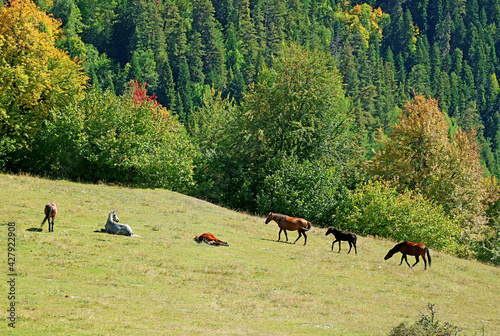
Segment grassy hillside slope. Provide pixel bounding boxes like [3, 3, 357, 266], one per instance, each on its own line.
[1, 173, 499, 335]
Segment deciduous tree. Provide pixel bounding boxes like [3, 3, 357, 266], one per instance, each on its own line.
[0, 0, 87, 164]
[368, 95, 498, 229]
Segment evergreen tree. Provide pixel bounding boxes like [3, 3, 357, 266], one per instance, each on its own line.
[111, 0, 137, 64]
[191, 0, 227, 89]
[164, 1, 189, 79]
[234, 0, 259, 83]
[177, 59, 194, 122]
[156, 53, 177, 111]
[430, 42, 442, 96]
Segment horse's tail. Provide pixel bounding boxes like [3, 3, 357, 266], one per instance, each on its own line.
[426, 247, 432, 267]
[304, 221, 312, 231]
[41, 205, 53, 227]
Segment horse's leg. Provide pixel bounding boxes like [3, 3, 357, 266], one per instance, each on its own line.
[331, 240, 337, 251]
[399, 254, 408, 266]
[347, 241, 352, 254]
[411, 256, 420, 268]
[284, 229, 289, 242]
[293, 231, 302, 244]
[338, 240, 342, 253]
[278, 228, 282, 242]
[50, 219, 54, 232]
[353, 241, 357, 255]
[302, 231, 307, 246]
[423, 255, 427, 270]
[404, 254, 411, 267]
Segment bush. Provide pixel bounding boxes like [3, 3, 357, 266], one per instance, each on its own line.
[473, 218, 500, 266]
[256, 155, 350, 225]
[341, 180, 463, 254]
[16, 87, 196, 193]
[389, 304, 463, 336]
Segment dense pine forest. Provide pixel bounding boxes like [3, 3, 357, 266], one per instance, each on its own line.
[1, 0, 500, 264]
[30, 0, 500, 175]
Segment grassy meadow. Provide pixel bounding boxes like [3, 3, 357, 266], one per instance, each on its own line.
[1, 173, 499, 335]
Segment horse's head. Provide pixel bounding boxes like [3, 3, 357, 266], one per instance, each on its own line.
[109, 210, 119, 223]
[265, 212, 273, 224]
[325, 227, 335, 236]
[384, 250, 394, 260]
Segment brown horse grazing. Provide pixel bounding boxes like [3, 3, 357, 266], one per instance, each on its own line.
[41, 203, 57, 232]
[194, 233, 229, 246]
[384, 241, 432, 270]
[265, 212, 312, 246]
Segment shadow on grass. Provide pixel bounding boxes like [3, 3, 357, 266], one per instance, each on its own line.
[26, 227, 42, 232]
[260, 237, 294, 244]
[94, 229, 107, 234]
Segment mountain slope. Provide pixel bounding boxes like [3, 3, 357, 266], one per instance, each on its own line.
[1, 173, 499, 335]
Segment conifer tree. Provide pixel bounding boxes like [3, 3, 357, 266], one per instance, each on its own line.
[191, 0, 227, 89]
[234, 0, 259, 83]
[177, 59, 194, 121]
[164, 2, 189, 79]
[156, 53, 177, 111]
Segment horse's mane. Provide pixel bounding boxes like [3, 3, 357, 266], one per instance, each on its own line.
[107, 211, 118, 224]
[272, 213, 286, 221]
[391, 241, 408, 252]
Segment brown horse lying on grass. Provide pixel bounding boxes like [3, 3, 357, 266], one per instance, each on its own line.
[194, 233, 229, 246]
[384, 241, 432, 270]
[265, 212, 312, 246]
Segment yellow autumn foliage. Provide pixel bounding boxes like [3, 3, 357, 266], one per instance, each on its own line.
[335, 4, 388, 51]
[368, 95, 498, 231]
[0, 0, 87, 146]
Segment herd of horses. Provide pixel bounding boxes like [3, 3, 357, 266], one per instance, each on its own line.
[264, 212, 431, 270]
[40, 204, 431, 270]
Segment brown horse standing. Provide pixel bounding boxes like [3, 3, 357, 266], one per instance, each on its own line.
[384, 241, 432, 270]
[41, 203, 57, 232]
[265, 212, 312, 246]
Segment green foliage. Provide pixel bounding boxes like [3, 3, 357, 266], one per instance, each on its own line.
[0, 0, 87, 157]
[20, 87, 196, 192]
[191, 43, 358, 215]
[473, 218, 500, 266]
[239, 43, 352, 163]
[255, 155, 350, 225]
[369, 96, 499, 231]
[389, 304, 463, 336]
[343, 180, 462, 254]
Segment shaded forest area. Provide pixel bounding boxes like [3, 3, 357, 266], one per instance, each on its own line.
[34, 0, 500, 176]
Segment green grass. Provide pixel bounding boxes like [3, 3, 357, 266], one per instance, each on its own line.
[1, 173, 499, 335]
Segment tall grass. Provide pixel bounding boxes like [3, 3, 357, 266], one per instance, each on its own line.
[1, 173, 499, 335]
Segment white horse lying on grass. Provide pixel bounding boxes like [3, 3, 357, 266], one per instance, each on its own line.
[104, 210, 138, 237]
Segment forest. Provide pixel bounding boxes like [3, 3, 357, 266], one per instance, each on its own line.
[1, 0, 500, 265]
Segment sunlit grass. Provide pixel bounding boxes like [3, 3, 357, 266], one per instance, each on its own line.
[0, 173, 499, 335]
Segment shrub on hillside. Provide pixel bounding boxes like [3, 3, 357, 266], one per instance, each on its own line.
[342, 180, 463, 254]
[17, 86, 196, 192]
[388, 304, 463, 336]
[255, 155, 351, 225]
[472, 218, 500, 266]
